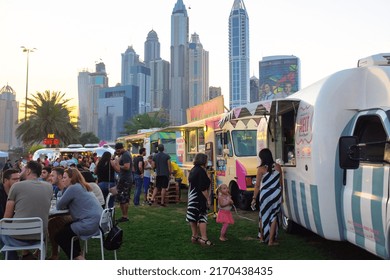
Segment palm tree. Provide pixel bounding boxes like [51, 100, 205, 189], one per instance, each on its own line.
[16, 90, 80, 146]
[124, 111, 170, 134]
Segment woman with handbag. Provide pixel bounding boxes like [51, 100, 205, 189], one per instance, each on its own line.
[95, 151, 116, 208]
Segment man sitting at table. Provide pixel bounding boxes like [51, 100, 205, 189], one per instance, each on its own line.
[0, 169, 20, 260]
[47, 167, 72, 260]
[0, 160, 52, 260]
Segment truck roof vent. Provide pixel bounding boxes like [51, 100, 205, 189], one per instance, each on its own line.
[358, 53, 390, 67]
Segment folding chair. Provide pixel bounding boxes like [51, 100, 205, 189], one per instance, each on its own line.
[0, 217, 46, 260]
[70, 207, 117, 260]
[105, 193, 113, 209]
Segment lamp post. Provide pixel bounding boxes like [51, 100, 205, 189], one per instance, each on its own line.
[21, 46, 36, 122]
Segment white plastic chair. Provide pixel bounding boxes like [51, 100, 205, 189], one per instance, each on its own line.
[105, 193, 113, 209]
[70, 207, 117, 260]
[0, 217, 46, 260]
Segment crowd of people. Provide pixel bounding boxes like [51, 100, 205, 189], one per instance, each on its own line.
[0, 144, 283, 259]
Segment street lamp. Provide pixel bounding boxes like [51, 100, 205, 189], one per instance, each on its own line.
[21, 46, 37, 122]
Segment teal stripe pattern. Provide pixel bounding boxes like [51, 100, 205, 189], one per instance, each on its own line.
[371, 167, 385, 257]
[352, 168, 365, 248]
[300, 182, 311, 232]
[310, 184, 323, 237]
[291, 180, 301, 225]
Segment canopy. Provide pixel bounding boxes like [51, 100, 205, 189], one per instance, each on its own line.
[93, 147, 115, 157]
[0, 151, 9, 158]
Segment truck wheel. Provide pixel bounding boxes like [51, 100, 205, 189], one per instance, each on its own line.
[238, 192, 251, 210]
[230, 183, 240, 207]
[281, 211, 295, 233]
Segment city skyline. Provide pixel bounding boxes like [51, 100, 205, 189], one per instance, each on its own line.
[1, 0, 389, 112]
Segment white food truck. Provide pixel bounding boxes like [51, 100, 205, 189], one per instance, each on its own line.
[256, 53, 390, 259]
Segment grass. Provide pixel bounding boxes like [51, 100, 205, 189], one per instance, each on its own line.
[2, 188, 380, 260]
[57, 188, 379, 260]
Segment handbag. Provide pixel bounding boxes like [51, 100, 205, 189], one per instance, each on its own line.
[100, 209, 123, 251]
[103, 223, 123, 250]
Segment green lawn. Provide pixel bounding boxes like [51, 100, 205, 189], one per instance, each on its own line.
[1, 188, 379, 260]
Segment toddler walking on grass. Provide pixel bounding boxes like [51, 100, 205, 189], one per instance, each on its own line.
[216, 184, 234, 241]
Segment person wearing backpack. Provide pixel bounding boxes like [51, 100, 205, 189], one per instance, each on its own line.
[133, 148, 146, 206]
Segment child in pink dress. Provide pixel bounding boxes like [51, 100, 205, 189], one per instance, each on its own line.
[216, 184, 234, 241]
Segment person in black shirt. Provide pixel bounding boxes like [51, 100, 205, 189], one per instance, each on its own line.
[111, 142, 132, 222]
[186, 153, 213, 246]
[133, 148, 146, 206]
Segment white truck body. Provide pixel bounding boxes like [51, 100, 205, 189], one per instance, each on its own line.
[256, 53, 390, 258]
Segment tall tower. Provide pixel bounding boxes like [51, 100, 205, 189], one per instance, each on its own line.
[121, 46, 151, 114]
[144, 30, 161, 64]
[170, 0, 189, 125]
[0, 85, 19, 149]
[90, 62, 109, 136]
[229, 0, 250, 109]
[77, 70, 91, 133]
[144, 30, 170, 113]
[188, 33, 209, 107]
[77, 62, 108, 136]
[121, 46, 141, 86]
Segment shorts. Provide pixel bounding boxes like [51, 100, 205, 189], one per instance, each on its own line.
[116, 177, 132, 204]
[155, 175, 169, 189]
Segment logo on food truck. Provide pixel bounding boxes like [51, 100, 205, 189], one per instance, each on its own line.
[296, 104, 313, 158]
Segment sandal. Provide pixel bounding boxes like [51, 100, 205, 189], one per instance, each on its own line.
[199, 238, 214, 246]
[191, 236, 200, 244]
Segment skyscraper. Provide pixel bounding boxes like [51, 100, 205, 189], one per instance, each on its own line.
[121, 46, 151, 114]
[90, 62, 109, 136]
[144, 30, 170, 113]
[170, 0, 189, 125]
[188, 33, 209, 107]
[149, 59, 170, 112]
[144, 30, 161, 64]
[77, 62, 108, 136]
[121, 46, 141, 86]
[77, 70, 91, 133]
[98, 85, 139, 142]
[229, 0, 250, 109]
[0, 85, 19, 149]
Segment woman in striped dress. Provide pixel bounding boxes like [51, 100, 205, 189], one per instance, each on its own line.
[186, 153, 213, 246]
[252, 148, 283, 246]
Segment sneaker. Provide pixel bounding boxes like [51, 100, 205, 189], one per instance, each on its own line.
[116, 217, 129, 223]
[148, 200, 154, 206]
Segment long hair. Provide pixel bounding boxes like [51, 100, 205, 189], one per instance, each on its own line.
[97, 151, 112, 168]
[193, 153, 207, 166]
[259, 148, 275, 173]
[65, 167, 92, 191]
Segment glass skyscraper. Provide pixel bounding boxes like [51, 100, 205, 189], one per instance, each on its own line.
[144, 30, 161, 64]
[229, 0, 250, 109]
[188, 33, 209, 107]
[0, 85, 19, 149]
[170, 0, 189, 125]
